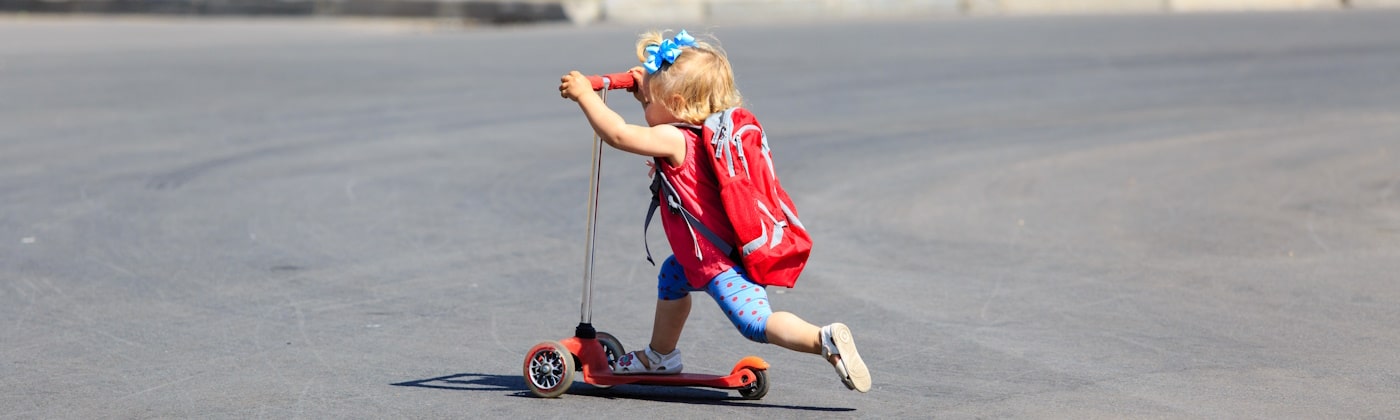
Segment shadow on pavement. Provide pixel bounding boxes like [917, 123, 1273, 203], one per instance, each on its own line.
[391, 373, 855, 412]
[392, 372, 527, 392]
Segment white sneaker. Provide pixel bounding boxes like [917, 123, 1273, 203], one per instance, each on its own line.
[822, 323, 871, 392]
[613, 346, 683, 375]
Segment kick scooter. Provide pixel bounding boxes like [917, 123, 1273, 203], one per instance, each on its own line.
[522, 72, 770, 399]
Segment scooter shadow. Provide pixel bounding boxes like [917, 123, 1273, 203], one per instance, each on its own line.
[391, 373, 855, 412]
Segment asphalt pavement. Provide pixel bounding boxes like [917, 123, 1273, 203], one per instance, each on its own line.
[3, 11, 1399, 418]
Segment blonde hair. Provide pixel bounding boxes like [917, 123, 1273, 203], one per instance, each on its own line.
[635, 30, 743, 124]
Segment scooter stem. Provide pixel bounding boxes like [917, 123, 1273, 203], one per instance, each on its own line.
[579, 79, 611, 325]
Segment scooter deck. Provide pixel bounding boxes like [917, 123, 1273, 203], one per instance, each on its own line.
[588, 370, 759, 388]
[559, 337, 769, 389]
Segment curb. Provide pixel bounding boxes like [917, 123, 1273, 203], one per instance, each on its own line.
[0, 0, 567, 23]
[2, 0, 1397, 24]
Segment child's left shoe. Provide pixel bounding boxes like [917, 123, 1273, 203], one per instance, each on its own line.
[822, 323, 871, 392]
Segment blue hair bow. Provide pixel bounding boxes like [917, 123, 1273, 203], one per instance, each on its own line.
[643, 30, 696, 74]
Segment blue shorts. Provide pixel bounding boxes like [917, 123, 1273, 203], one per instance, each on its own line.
[657, 256, 771, 343]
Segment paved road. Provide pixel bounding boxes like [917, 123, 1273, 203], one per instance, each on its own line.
[3, 12, 1399, 418]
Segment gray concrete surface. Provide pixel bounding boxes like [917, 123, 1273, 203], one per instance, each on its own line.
[3, 11, 1400, 418]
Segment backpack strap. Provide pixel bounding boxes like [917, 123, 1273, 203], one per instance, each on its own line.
[644, 169, 738, 265]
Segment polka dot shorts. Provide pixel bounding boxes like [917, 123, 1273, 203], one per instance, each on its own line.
[657, 255, 771, 343]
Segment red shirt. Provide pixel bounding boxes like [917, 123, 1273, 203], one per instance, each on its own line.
[658, 125, 739, 288]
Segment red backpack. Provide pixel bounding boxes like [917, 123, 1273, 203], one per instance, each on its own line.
[645, 108, 812, 288]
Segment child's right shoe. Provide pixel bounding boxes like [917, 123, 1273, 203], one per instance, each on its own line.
[613, 345, 683, 375]
[821, 323, 871, 392]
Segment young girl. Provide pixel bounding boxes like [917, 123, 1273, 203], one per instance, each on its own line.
[558, 29, 871, 393]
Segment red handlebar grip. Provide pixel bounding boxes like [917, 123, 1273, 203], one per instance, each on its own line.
[587, 72, 636, 91]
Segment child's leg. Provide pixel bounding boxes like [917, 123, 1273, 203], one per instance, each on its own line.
[768, 313, 872, 392]
[650, 256, 696, 354]
[755, 311, 861, 376]
[705, 266, 872, 392]
[613, 256, 693, 374]
[707, 268, 772, 343]
[762, 312, 821, 354]
[649, 294, 690, 354]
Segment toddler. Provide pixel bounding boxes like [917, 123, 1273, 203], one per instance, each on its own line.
[558, 29, 871, 393]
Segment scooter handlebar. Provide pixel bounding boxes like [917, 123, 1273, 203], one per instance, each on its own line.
[587, 72, 636, 91]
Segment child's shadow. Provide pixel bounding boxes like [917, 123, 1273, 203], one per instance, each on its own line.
[391, 373, 854, 412]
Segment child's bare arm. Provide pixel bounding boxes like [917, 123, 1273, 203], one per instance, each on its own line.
[560, 71, 685, 165]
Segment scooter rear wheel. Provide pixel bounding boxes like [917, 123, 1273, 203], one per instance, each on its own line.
[737, 367, 769, 400]
[524, 341, 575, 398]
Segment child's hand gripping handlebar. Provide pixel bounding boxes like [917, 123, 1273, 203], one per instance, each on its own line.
[586, 72, 636, 91]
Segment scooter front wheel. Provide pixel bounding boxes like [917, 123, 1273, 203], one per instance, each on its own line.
[588, 332, 626, 389]
[524, 341, 575, 398]
[598, 332, 626, 365]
